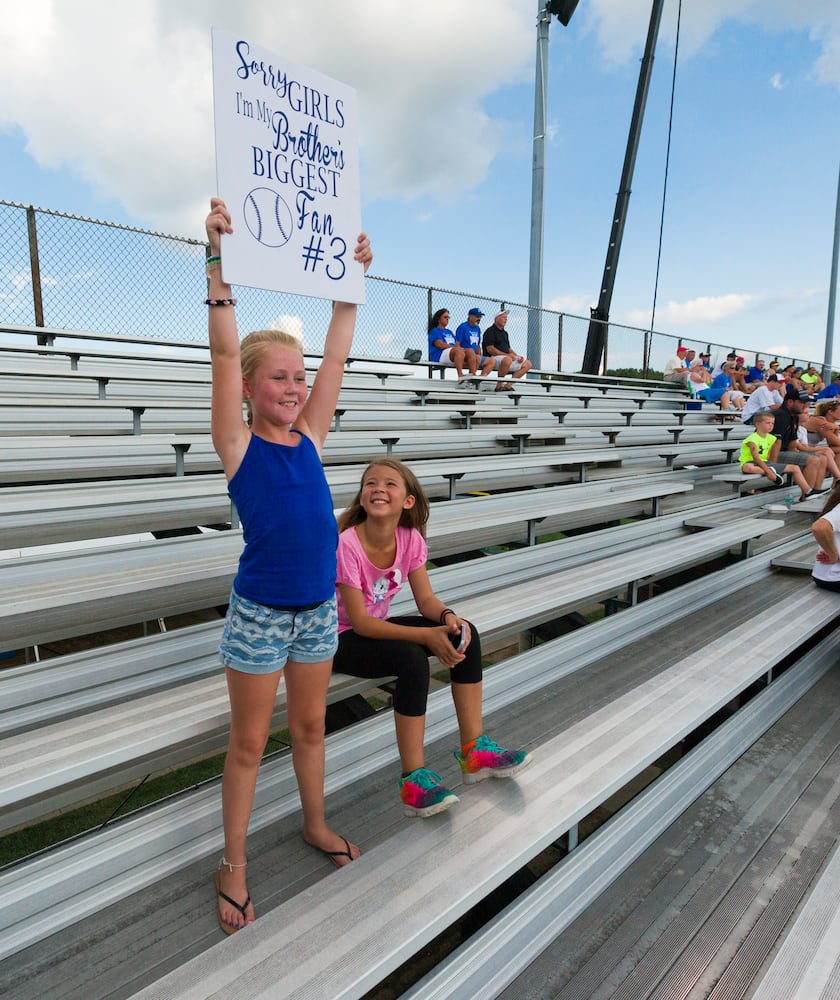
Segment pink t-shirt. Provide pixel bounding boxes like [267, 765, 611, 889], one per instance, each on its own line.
[335, 525, 428, 634]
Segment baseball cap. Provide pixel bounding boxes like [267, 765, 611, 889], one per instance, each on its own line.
[736, 356, 745, 364]
[766, 373, 779, 382]
[468, 308, 484, 317]
[787, 388, 811, 402]
[676, 346, 688, 354]
[494, 310, 508, 322]
[699, 351, 710, 358]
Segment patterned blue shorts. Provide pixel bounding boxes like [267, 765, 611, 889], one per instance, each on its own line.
[219, 589, 338, 675]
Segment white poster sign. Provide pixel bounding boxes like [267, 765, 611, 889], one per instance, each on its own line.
[211, 27, 364, 303]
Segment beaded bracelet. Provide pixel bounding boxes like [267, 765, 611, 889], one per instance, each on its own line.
[205, 298, 237, 307]
[206, 255, 221, 275]
[439, 608, 455, 625]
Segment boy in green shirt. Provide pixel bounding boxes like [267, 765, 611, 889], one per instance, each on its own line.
[739, 411, 814, 500]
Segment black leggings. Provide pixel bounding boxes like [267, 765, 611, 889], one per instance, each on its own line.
[332, 615, 483, 717]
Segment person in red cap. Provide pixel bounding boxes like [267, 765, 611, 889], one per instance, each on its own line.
[730, 356, 751, 395]
[663, 345, 692, 386]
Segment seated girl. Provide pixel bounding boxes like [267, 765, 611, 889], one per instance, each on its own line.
[806, 399, 840, 459]
[333, 457, 531, 817]
[812, 485, 840, 591]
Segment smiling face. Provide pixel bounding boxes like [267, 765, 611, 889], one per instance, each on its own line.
[360, 464, 416, 521]
[243, 344, 308, 428]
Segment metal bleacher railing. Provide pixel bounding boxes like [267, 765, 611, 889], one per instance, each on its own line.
[0, 199, 821, 376]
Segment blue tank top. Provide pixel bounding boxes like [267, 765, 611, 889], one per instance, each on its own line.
[227, 431, 337, 606]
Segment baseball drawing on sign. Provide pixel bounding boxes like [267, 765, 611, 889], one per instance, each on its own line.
[243, 187, 293, 247]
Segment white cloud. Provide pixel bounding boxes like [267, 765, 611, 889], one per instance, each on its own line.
[0, 0, 838, 239]
[625, 292, 754, 326]
[770, 72, 785, 89]
[583, 0, 840, 87]
[0, 1, 533, 236]
[546, 292, 595, 316]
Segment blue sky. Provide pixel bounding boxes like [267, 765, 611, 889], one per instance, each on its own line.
[0, 0, 838, 367]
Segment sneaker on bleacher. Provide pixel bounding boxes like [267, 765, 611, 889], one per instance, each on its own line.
[400, 767, 459, 817]
[455, 734, 532, 784]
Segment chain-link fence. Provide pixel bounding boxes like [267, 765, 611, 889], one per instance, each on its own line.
[0, 199, 823, 375]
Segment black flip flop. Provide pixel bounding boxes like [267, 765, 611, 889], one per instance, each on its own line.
[314, 834, 357, 868]
[215, 869, 253, 935]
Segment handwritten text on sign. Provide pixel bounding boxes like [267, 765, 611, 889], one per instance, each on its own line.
[212, 28, 364, 303]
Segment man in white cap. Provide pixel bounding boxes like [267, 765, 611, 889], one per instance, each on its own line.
[482, 310, 533, 391]
[663, 345, 692, 386]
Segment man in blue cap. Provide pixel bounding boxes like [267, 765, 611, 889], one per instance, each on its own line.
[455, 308, 495, 379]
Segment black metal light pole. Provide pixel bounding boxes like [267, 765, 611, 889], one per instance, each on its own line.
[581, 0, 665, 374]
[823, 161, 840, 382]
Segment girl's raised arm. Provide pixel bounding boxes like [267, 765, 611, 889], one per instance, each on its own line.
[205, 198, 249, 476]
[298, 234, 372, 449]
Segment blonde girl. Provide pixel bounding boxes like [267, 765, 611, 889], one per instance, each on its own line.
[205, 198, 372, 933]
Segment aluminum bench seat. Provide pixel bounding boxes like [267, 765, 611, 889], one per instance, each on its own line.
[750, 837, 840, 999]
[413, 612, 840, 1000]
[0, 538, 804, 970]
[127, 585, 834, 1000]
[0, 516, 782, 827]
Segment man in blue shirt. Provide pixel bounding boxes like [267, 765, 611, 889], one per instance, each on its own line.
[455, 308, 495, 379]
[745, 359, 766, 390]
[817, 374, 840, 400]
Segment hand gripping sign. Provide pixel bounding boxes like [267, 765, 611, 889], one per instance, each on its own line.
[211, 27, 365, 303]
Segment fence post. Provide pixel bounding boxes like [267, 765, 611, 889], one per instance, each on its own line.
[602, 322, 609, 375]
[643, 329, 651, 378]
[556, 313, 563, 372]
[26, 206, 46, 336]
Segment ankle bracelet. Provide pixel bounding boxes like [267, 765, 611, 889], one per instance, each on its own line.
[220, 855, 248, 872]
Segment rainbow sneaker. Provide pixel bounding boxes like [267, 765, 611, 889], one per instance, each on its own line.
[399, 767, 459, 818]
[455, 735, 532, 784]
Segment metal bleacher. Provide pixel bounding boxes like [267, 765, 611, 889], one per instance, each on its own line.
[0, 326, 837, 1000]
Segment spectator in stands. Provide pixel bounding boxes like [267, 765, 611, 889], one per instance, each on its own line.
[704, 362, 745, 410]
[711, 352, 738, 378]
[693, 370, 736, 409]
[778, 364, 802, 390]
[664, 345, 692, 386]
[697, 351, 712, 371]
[772, 391, 829, 495]
[800, 365, 825, 396]
[816, 374, 840, 400]
[428, 309, 476, 385]
[205, 198, 372, 933]
[333, 457, 531, 817]
[741, 373, 784, 424]
[811, 485, 840, 591]
[790, 367, 809, 394]
[482, 310, 533, 391]
[795, 411, 840, 481]
[744, 359, 766, 391]
[739, 411, 814, 499]
[806, 400, 840, 458]
[687, 364, 713, 395]
[730, 356, 751, 395]
[455, 308, 495, 380]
